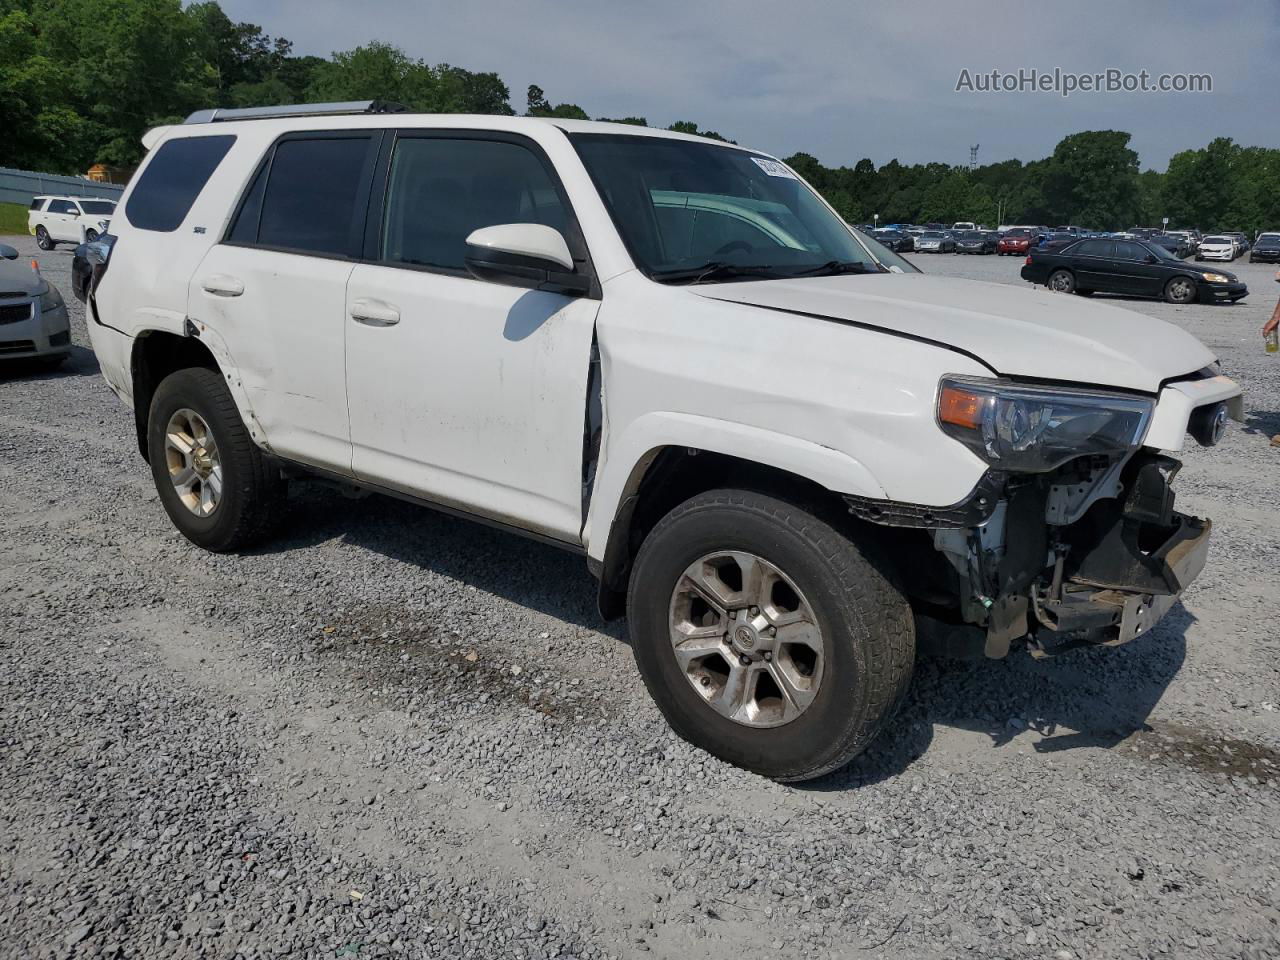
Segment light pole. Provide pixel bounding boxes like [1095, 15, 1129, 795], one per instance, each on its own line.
[873, 214, 879, 230]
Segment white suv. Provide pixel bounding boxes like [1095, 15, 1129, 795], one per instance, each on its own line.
[77, 102, 1243, 781]
[28, 195, 117, 249]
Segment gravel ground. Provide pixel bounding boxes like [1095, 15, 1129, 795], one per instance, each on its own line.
[2, 234, 1278, 960]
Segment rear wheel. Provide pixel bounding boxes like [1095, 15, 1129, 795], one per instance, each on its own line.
[1164, 276, 1197, 304]
[627, 489, 914, 781]
[35, 226, 54, 251]
[147, 367, 284, 552]
[1048, 269, 1075, 294]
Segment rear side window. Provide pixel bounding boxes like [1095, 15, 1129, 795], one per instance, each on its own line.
[230, 136, 375, 257]
[29, 198, 45, 210]
[126, 135, 236, 232]
[1073, 240, 1112, 257]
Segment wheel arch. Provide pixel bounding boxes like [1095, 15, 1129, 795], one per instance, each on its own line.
[588, 420, 888, 620]
[129, 323, 264, 462]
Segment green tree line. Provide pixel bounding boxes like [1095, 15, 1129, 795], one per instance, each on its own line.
[2, 0, 1277, 233]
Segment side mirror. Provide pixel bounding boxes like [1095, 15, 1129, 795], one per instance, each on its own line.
[0, 243, 18, 260]
[464, 224, 589, 295]
[1144, 254, 1158, 264]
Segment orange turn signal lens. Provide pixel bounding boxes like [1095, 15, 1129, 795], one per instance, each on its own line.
[938, 385, 985, 429]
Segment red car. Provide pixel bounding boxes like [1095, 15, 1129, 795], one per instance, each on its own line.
[997, 230, 1033, 255]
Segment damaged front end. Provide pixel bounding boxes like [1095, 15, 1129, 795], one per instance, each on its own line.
[846, 373, 1237, 659]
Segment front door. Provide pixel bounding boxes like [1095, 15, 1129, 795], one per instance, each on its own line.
[345, 133, 599, 544]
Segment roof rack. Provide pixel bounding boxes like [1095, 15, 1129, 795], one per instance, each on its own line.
[183, 100, 409, 125]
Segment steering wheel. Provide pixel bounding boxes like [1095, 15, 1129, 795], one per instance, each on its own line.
[712, 240, 753, 256]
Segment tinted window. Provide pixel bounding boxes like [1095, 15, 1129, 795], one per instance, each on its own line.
[48, 199, 76, 214]
[126, 135, 236, 232]
[80, 200, 116, 215]
[1072, 240, 1112, 257]
[1115, 241, 1147, 261]
[29, 198, 45, 210]
[380, 137, 569, 271]
[245, 137, 373, 256]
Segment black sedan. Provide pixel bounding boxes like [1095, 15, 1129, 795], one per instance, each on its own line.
[1020, 237, 1248, 304]
[1250, 235, 1280, 263]
[954, 230, 997, 254]
[872, 229, 914, 252]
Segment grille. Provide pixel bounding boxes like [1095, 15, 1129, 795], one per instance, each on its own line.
[0, 302, 32, 325]
[0, 340, 36, 354]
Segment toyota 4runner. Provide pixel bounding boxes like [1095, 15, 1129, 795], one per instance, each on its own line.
[77, 101, 1243, 781]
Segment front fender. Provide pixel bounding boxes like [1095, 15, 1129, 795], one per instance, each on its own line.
[583, 411, 886, 563]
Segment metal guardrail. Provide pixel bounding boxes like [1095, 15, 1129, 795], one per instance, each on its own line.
[0, 166, 126, 208]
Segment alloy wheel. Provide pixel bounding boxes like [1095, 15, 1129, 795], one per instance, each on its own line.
[668, 551, 825, 727]
[163, 408, 222, 516]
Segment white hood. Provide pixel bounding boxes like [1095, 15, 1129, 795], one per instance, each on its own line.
[692, 274, 1215, 393]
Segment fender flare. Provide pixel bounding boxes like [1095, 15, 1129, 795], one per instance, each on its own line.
[583, 411, 887, 566]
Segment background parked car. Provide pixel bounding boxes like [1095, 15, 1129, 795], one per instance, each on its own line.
[872, 229, 914, 252]
[1224, 232, 1250, 256]
[1196, 236, 1237, 262]
[1249, 234, 1280, 263]
[997, 229, 1033, 255]
[0, 243, 72, 368]
[914, 230, 955, 253]
[954, 230, 996, 254]
[28, 196, 117, 250]
[1149, 233, 1190, 259]
[1022, 236, 1248, 304]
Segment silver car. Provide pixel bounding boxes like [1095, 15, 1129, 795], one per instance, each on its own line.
[914, 231, 955, 253]
[0, 243, 71, 368]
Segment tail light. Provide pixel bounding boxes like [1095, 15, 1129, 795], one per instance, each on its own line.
[1025, 255, 1033, 265]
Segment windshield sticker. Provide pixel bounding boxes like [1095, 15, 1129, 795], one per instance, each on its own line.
[751, 157, 796, 179]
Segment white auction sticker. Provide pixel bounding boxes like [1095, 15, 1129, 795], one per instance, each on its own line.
[750, 157, 796, 179]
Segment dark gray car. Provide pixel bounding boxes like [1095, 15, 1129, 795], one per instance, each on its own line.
[0, 243, 72, 367]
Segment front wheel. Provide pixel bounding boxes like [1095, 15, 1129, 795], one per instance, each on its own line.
[35, 226, 54, 250]
[627, 489, 914, 781]
[1048, 269, 1076, 294]
[147, 367, 284, 552]
[1164, 276, 1197, 304]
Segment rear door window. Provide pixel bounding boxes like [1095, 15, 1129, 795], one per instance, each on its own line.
[48, 199, 75, 215]
[126, 134, 237, 232]
[229, 135, 377, 258]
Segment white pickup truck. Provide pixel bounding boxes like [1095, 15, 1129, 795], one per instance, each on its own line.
[76, 101, 1242, 781]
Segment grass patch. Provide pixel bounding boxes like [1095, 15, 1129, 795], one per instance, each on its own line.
[0, 202, 31, 236]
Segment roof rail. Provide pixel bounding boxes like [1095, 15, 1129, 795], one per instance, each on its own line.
[183, 100, 409, 125]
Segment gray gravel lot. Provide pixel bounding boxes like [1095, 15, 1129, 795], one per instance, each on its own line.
[2, 235, 1278, 960]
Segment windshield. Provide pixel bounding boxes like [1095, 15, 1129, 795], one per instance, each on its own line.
[569, 133, 879, 281]
[79, 200, 116, 215]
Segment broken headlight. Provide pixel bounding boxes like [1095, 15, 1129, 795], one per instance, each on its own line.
[937, 376, 1154, 473]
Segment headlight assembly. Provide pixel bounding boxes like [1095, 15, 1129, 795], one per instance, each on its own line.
[39, 283, 64, 312]
[937, 376, 1154, 472]
[1201, 272, 1231, 283]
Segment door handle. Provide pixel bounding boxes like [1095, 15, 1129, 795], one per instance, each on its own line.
[349, 298, 400, 327]
[201, 274, 244, 297]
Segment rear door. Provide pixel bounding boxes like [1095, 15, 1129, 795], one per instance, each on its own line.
[190, 131, 381, 475]
[344, 131, 600, 544]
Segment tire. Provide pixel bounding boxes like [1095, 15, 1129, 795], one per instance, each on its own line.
[1076, 289, 1094, 297]
[35, 226, 54, 251]
[1048, 269, 1076, 294]
[147, 367, 284, 552]
[1164, 276, 1197, 304]
[37, 354, 65, 371]
[627, 489, 914, 782]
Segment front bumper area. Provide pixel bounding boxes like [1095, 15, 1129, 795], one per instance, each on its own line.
[0, 297, 71, 359]
[1198, 279, 1248, 301]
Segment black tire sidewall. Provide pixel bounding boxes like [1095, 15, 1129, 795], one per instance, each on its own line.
[628, 493, 904, 780]
[35, 227, 53, 250]
[1049, 269, 1075, 293]
[147, 368, 257, 551]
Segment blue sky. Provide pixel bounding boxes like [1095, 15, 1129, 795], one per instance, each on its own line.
[221, 0, 1278, 171]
